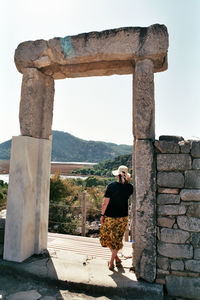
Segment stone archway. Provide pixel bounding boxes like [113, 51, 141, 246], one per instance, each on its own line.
[3, 24, 168, 283]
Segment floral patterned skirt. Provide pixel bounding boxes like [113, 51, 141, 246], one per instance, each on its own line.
[100, 216, 128, 250]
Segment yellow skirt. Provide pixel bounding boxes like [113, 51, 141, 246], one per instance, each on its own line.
[100, 216, 128, 250]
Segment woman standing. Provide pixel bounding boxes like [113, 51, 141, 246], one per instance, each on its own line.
[100, 165, 133, 270]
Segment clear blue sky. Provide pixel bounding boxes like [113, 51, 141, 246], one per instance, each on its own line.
[1, 0, 200, 145]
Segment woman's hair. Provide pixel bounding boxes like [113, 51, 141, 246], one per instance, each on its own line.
[118, 172, 128, 184]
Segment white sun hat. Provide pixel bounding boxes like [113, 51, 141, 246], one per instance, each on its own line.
[112, 165, 131, 179]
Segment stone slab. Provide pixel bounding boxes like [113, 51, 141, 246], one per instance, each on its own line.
[154, 140, 180, 153]
[191, 141, 200, 158]
[7, 290, 41, 300]
[185, 260, 200, 272]
[157, 154, 191, 171]
[4, 136, 52, 262]
[185, 170, 200, 188]
[194, 248, 200, 259]
[191, 233, 200, 247]
[160, 228, 190, 244]
[19, 68, 54, 139]
[158, 188, 179, 194]
[157, 194, 180, 205]
[15, 25, 168, 78]
[170, 260, 184, 271]
[159, 136, 184, 143]
[179, 140, 191, 154]
[134, 140, 156, 282]
[177, 216, 200, 232]
[157, 217, 175, 228]
[158, 205, 186, 216]
[180, 189, 200, 201]
[187, 204, 200, 218]
[133, 59, 155, 139]
[157, 172, 184, 188]
[157, 242, 193, 259]
[157, 256, 169, 270]
[166, 275, 200, 299]
[193, 159, 200, 169]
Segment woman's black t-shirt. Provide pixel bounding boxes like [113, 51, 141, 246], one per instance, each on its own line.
[104, 181, 133, 218]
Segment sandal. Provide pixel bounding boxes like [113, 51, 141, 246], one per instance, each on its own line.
[115, 258, 122, 267]
[108, 261, 114, 270]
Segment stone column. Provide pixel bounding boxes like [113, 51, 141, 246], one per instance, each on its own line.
[132, 59, 156, 282]
[4, 68, 54, 262]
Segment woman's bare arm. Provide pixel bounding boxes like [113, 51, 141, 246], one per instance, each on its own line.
[100, 197, 110, 224]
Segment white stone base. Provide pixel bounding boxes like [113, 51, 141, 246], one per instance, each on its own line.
[3, 136, 52, 262]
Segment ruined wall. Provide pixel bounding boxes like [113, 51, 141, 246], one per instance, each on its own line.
[155, 136, 200, 299]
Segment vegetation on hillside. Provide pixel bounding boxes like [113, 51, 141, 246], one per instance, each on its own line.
[0, 131, 132, 162]
[0, 180, 8, 211]
[72, 153, 132, 177]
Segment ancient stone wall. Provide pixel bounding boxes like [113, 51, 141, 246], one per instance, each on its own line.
[155, 136, 200, 299]
[0, 215, 5, 256]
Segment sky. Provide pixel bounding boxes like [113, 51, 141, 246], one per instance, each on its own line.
[0, 0, 200, 145]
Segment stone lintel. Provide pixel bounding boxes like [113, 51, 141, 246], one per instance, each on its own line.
[133, 59, 155, 139]
[19, 68, 54, 139]
[134, 139, 156, 282]
[3, 136, 51, 262]
[15, 24, 168, 78]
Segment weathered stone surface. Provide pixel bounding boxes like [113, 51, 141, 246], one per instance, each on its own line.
[157, 217, 175, 228]
[160, 228, 190, 244]
[157, 172, 184, 188]
[179, 140, 191, 154]
[158, 188, 179, 194]
[159, 136, 184, 143]
[0, 217, 5, 229]
[157, 194, 180, 205]
[15, 25, 168, 78]
[170, 260, 184, 271]
[194, 248, 200, 259]
[157, 154, 191, 171]
[158, 205, 186, 216]
[7, 290, 41, 300]
[157, 268, 170, 275]
[193, 159, 200, 169]
[134, 140, 156, 282]
[4, 136, 52, 262]
[157, 256, 169, 270]
[185, 170, 200, 188]
[191, 141, 200, 158]
[19, 68, 54, 139]
[187, 204, 200, 218]
[158, 242, 193, 259]
[180, 189, 200, 201]
[166, 276, 200, 299]
[154, 140, 180, 153]
[185, 260, 200, 272]
[177, 216, 200, 232]
[133, 59, 154, 139]
[171, 271, 199, 277]
[191, 233, 200, 247]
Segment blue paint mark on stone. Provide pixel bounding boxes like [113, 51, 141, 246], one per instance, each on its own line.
[60, 36, 74, 58]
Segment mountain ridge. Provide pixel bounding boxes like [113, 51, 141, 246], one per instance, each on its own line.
[0, 130, 132, 163]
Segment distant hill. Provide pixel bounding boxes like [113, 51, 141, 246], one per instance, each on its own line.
[0, 130, 132, 163]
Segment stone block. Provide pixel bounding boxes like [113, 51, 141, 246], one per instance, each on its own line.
[154, 140, 180, 153]
[177, 216, 200, 232]
[134, 139, 156, 282]
[166, 276, 200, 299]
[171, 271, 199, 277]
[160, 228, 190, 244]
[157, 172, 184, 188]
[15, 25, 169, 77]
[158, 241, 193, 259]
[7, 290, 41, 300]
[157, 194, 180, 205]
[158, 188, 179, 194]
[179, 140, 191, 154]
[180, 189, 200, 201]
[194, 248, 200, 259]
[157, 154, 191, 171]
[159, 136, 184, 142]
[193, 159, 200, 169]
[157, 268, 170, 275]
[133, 59, 155, 139]
[187, 204, 200, 218]
[157, 217, 175, 228]
[19, 68, 54, 139]
[185, 170, 200, 188]
[170, 260, 184, 271]
[185, 260, 200, 272]
[158, 205, 186, 216]
[191, 141, 200, 158]
[191, 233, 200, 247]
[157, 256, 169, 270]
[4, 136, 52, 262]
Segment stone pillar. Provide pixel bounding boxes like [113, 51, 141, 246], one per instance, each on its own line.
[4, 68, 54, 262]
[133, 59, 156, 282]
